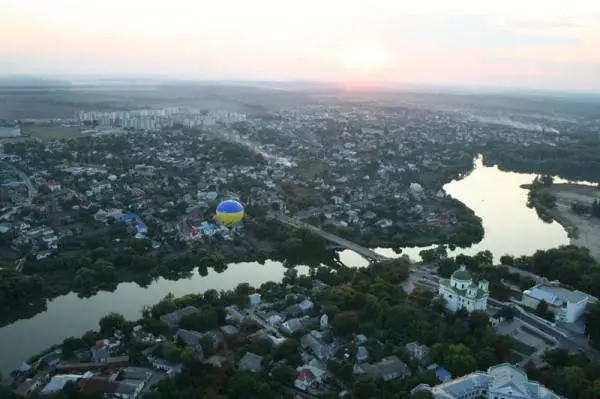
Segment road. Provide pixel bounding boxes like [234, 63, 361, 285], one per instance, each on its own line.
[276, 215, 388, 262]
[0, 161, 37, 209]
[487, 298, 598, 356]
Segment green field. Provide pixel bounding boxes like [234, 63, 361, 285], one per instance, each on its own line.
[20, 125, 83, 140]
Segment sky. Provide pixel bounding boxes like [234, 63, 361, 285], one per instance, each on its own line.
[1, 0, 600, 91]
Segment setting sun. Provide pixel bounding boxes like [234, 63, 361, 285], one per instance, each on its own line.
[343, 43, 391, 71]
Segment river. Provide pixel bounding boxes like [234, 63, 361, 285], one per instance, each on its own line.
[0, 155, 571, 375]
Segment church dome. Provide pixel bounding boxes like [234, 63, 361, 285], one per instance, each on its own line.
[451, 266, 471, 281]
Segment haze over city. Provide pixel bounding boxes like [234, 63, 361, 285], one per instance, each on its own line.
[2, 0, 600, 92]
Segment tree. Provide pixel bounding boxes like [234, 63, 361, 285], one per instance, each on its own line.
[273, 338, 300, 365]
[498, 306, 516, 322]
[499, 255, 514, 265]
[62, 337, 84, 359]
[332, 311, 360, 337]
[430, 343, 477, 377]
[586, 302, 600, 348]
[155, 342, 181, 363]
[353, 374, 378, 399]
[409, 391, 434, 399]
[469, 310, 490, 334]
[180, 307, 220, 332]
[99, 313, 126, 335]
[535, 300, 555, 322]
[271, 364, 296, 386]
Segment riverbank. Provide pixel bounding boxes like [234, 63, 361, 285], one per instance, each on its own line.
[529, 184, 600, 261]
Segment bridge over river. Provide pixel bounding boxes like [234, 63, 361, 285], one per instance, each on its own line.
[275, 215, 388, 263]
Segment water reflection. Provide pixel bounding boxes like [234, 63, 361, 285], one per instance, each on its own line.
[0, 261, 308, 375]
[0, 155, 578, 374]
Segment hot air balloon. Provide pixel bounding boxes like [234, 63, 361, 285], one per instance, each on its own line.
[215, 200, 245, 227]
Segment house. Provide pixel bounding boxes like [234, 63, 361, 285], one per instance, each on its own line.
[298, 299, 314, 312]
[91, 340, 109, 363]
[248, 293, 261, 306]
[300, 331, 332, 360]
[360, 356, 411, 382]
[438, 266, 489, 313]
[41, 372, 93, 395]
[82, 376, 146, 399]
[220, 325, 240, 337]
[119, 367, 153, 382]
[295, 370, 314, 391]
[15, 374, 49, 397]
[47, 180, 62, 192]
[405, 341, 431, 366]
[281, 316, 310, 335]
[151, 359, 181, 375]
[39, 350, 62, 367]
[159, 306, 200, 329]
[356, 346, 369, 363]
[417, 363, 562, 399]
[522, 283, 597, 323]
[225, 306, 246, 323]
[175, 329, 204, 346]
[238, 352, 263, 373]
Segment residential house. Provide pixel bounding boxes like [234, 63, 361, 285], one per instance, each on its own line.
[356, 346, 369, 363]
[300, 331, 332, 360]
[359, 356, 411, 382]
[151, 359, 181, 375]
[39, 350, 62, 368]
[175, 329, 204, 346]
[225, 306, 246, 323]
[295, 370, 315, 391]
[281, 316, 316, 335]
[405, 341, 431, 366]
[159, 306, 200, 329]
[82, 375, 146, 399]
[15, 374, 49, 397]
[41, 372, 93, 395]
[238, 352, 263, 373]
[248, 293, 261, 306]
[220, 325, 240, 337]
[91, 340, 109, 363]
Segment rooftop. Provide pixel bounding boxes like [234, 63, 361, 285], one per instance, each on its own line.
[525, 284, 593, 305]
[451, 265, 471, 281]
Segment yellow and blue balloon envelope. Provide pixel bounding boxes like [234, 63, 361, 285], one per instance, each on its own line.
[216, 200, 245, 227]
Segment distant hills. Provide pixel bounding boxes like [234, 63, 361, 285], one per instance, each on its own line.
[0, 75, 71, 87]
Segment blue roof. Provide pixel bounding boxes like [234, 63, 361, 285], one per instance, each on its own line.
[120, 213, 137, 222]
[216, 200, 244, 213]
[436, 367, 452, 379]
[527, 287, 559, 305]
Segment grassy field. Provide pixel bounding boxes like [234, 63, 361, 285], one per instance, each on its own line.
[20, 125, 83, 140]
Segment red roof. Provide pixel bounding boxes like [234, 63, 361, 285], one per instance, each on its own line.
[296, 370, 313, 383]
[48, 180, 60, 186]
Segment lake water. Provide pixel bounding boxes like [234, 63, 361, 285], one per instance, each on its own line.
[0, 155, 571, 375]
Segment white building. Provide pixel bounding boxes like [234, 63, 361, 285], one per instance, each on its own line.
[522, 283, 597, 323]
[414, 363, 562, 399]
[438, 266, 489, 313]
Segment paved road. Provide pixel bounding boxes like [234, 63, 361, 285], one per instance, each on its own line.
[277, 215, 388, 262]
[0, 160, 36, 205]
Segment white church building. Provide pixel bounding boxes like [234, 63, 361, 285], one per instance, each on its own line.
[439, 265, 489, 312]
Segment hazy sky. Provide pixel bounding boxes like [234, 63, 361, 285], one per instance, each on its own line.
[2, 0, 599, 91]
